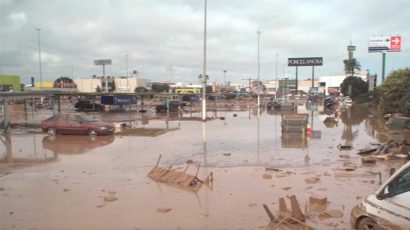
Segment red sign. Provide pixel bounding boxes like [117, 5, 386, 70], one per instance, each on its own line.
[328, 87, 340, 94]
[390, 36, 401, 51]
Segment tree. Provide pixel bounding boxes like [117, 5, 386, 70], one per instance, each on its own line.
[134, 86, 148, 93]
[251, 80, 266, 93]
[54, 76, 76, 88]
[340, 76, 368, 99]
[343, 58, 361, 77]
[109, 80, 116, 92]
[151, 83, 170, 93]
[377, 68, 410, 116]
[96, 85, 102, 92]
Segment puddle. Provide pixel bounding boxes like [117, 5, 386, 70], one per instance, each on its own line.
[0, 103, 409, 229]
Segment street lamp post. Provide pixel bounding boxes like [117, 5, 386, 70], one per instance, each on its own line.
[35, 28, 43, 89]
[257, 30, 261, 111]
[223, 69, 227, 86]
[202, 0, 207, 121]
[126, 54, 129, 92]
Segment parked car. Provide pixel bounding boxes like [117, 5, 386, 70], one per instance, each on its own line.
[155, 101, 186, 112]
[351, 161, 410, 229]
[75, 100, 105, 111]
[41, 113, 115, 136]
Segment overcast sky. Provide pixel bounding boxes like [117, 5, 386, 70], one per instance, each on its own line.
[1, 0, 409, 85]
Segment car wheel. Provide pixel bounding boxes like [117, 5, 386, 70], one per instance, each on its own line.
[357, 217, 381, 230]
[47, 127, 57, 135]
[88, 129, 98, 136]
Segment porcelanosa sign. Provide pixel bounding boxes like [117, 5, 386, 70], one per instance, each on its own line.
[288, 57, 323, 66]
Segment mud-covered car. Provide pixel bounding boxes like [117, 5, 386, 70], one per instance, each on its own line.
[155, 101, 186, 112]
[41, 113, 115, 136]
[351, 161, 410, 230]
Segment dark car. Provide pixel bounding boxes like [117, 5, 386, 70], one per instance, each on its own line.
[75, 100, 105, 111]
[155, 101, 186, 112]
[41, 113, 115, 136]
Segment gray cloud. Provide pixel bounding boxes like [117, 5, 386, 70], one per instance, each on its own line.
[0, 0, 409, 85]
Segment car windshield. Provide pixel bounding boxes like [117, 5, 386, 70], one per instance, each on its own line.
[386, 166, 410, 197]
[79, 114, 95, 122]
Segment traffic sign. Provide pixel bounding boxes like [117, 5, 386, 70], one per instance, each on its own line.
[390, 36, 401, 51]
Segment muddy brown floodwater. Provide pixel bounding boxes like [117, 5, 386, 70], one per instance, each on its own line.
[0, 103, 409, 230]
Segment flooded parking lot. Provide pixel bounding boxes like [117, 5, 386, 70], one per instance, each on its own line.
[1, 103, 409, 229]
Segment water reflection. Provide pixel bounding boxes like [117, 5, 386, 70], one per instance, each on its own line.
[42, 135, 115, 154]
[0, 132, 57, 166]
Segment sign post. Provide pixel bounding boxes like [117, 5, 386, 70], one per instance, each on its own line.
[288, 57, 323, 93]
[368, 35, 401, 83]
[94, 59, 112, 92]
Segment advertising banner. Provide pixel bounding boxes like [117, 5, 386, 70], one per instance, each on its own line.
[368, 36, 401, 52]
[288, 57, 323, 66]
[94, 59, 112, 65]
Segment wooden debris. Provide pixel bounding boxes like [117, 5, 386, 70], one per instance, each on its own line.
[265, 167, 281, 172]
[319, 209, 343, 220]
[148, 155, 212, 192]
[262, 173, 273, 180]
[361, 156, 377, 164]
[304, 177, 320, 184]
[157, 208, 172, 213]
[356, 148, 377, 155]
[309, 196, 327, 212]
[337, 144, 352, 150]
[103, 195, 118, 202]
[263, 204, 275, 221]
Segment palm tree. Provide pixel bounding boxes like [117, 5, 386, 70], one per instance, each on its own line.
[343, 58, 361, 77]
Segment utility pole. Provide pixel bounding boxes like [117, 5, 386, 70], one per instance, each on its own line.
[275, 53, 278, 98]
[35, 28, 43, 89]
[257, 31, 261, 111]
[223, 69, 227, 86]
[126, 54, 129, 92]
[202, 0, 207, 121]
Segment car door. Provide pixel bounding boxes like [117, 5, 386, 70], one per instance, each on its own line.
[54, 114, 69, 134]
[66, 114, 86, 134]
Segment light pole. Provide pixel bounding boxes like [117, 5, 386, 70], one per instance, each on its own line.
[223, 69, 227, 86]
[35, 28, 43, 89]
[202, 0, 207, 121]
[125, 54, 129, 92]
[257, 30, 261, 111]
[275, 53, 278, 98]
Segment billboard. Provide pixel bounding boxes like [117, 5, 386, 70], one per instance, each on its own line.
[288, 57, 323, 66]
[368, 36, 401, 52]
[94, 59, 112, 65]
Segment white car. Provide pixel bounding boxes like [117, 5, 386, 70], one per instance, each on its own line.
[351, 161, 410, 229]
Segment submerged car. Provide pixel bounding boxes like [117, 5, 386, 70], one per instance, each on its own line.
[155, 101, 186, 112]
[351, 161, 410, 230]
[41, 113, 115, 136]
[74, 100, 105, 111]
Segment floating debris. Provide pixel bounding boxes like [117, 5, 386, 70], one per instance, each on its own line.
[262, 173, 272, 180]
[304, 177, 320, 184]
[157, 208, 172, 213]
[148, 155, 213, 192]
[103, 195, 118, 202]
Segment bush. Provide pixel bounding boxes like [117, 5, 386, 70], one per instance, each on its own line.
[377, 68, 410, 116]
